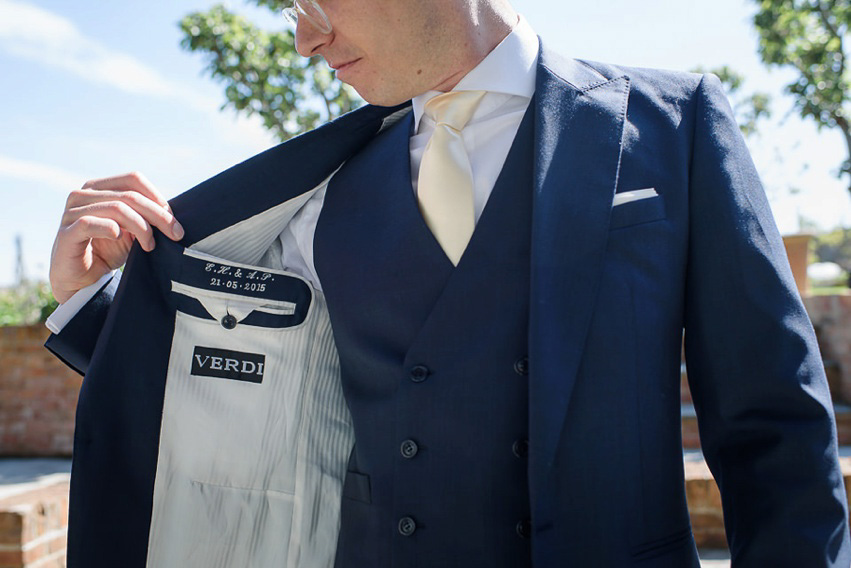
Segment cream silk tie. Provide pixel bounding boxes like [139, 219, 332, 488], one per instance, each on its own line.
[417, 90, 487, 265]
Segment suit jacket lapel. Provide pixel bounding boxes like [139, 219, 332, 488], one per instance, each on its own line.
[529, 46, 630, 522]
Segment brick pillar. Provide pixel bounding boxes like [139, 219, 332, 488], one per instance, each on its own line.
[684, 459, 726, 549]
[0, 480, 69, 568]
[0, 326, 81, 457]
[805, 295, 851, 404]
[782, 234, 811, 296]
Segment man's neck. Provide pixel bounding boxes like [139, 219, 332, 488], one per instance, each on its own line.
[430, 5, 519, 92]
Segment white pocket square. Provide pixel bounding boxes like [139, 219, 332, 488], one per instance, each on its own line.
[613, 188, 658, 207]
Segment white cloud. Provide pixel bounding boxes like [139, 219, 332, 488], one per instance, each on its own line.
[0, 1, 278, 178]
[0, 155, 85, 192]
[0, 0, 242, 120]
[0, 0, 183, 98]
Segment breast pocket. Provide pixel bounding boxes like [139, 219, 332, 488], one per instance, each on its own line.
[610, 194, 666, 230]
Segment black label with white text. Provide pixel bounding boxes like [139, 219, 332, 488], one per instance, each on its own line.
[180, 253, 303, 302]
[191, 346, 265, 383]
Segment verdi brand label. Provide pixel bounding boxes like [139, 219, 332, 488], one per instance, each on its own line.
[191, 346, 265, 383]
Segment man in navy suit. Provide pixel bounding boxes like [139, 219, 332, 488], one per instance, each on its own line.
[47, 0, 850, 566]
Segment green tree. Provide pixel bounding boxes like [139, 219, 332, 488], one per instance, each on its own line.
[179, 2, 361, 141]
[752, 0, 851, 190]
[812, 226, 851, 269]
[0, 281, 58, 326]
[692, 65, 772, 137]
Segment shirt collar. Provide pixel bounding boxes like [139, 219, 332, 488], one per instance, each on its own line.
[412, 15, 539, 131]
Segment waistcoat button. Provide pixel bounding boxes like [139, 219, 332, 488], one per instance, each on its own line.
[512, 439, 529, 458]
[410, 365, 430, 383]
[398, 516, 417, 536]
[221, 314, 237, 330]
[514, 356, 529, 376]
[400, 439, 419, 459]
[516, 519, 532, 539]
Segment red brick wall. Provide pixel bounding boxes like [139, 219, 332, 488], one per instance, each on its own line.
[0, 480, 69, 568]
[0, 326, 80, 457]
[805, 294, 851, 404]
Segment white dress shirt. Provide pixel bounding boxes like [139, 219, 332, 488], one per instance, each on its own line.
[279, 16, 538, 290]
[47, 17, 539, 331]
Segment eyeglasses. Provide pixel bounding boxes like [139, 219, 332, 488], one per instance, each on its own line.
[282, 0, 332, 35]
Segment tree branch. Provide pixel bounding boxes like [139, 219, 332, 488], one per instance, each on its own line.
[830, 112, 851, 192]
[816, 0, 846, 78]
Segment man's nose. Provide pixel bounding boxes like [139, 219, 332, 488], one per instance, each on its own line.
[294, 18, 328, 57]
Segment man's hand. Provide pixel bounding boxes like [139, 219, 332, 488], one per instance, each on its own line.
[49, 172, 185, 304]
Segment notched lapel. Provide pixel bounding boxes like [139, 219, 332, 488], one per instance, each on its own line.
[529, 47, 630, 523]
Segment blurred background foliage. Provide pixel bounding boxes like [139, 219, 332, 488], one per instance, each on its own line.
[813, 226, 851, 270]
[752, 0, 851, 190]
[179, 1, 361, 141]
[0, 281, 57, 326]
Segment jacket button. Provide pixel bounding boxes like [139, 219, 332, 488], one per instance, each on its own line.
[514, 357, 529, 376]
[400, 439, 419, 459]
[512, 439, 529, 458]
[221, 314, 237, 330]
[516, 519, 532, 539]
[410, 365, 430, 383]
[398, 516, 417, 536]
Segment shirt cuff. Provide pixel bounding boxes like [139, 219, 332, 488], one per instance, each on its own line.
[45, 270, 120, 334]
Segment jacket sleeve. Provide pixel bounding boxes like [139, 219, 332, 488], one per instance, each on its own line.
[683, 73, 850, 565]
[44, 273, 120, 375]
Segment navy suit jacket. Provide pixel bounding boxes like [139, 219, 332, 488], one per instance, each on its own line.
[47, 44, 851, 566]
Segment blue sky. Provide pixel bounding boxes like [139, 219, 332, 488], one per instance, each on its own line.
[1, 0, 849, 286]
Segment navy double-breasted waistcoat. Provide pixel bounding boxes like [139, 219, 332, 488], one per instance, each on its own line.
[315, 104, 535, 567]
[47, 44, 851, 567]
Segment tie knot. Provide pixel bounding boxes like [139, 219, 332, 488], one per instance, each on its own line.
[424, 90, 487, 131]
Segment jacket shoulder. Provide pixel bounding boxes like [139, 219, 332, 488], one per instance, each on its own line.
[573, 59, 712, 132]
[539, 46, 709, 122]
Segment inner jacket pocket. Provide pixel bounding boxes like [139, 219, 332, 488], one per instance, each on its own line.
[170, 248, 312, 329]
[145, 245, 353, 567]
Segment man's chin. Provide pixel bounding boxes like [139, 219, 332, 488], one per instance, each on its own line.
[354, 89, 411, 108]
[344, 80, 417, 108]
